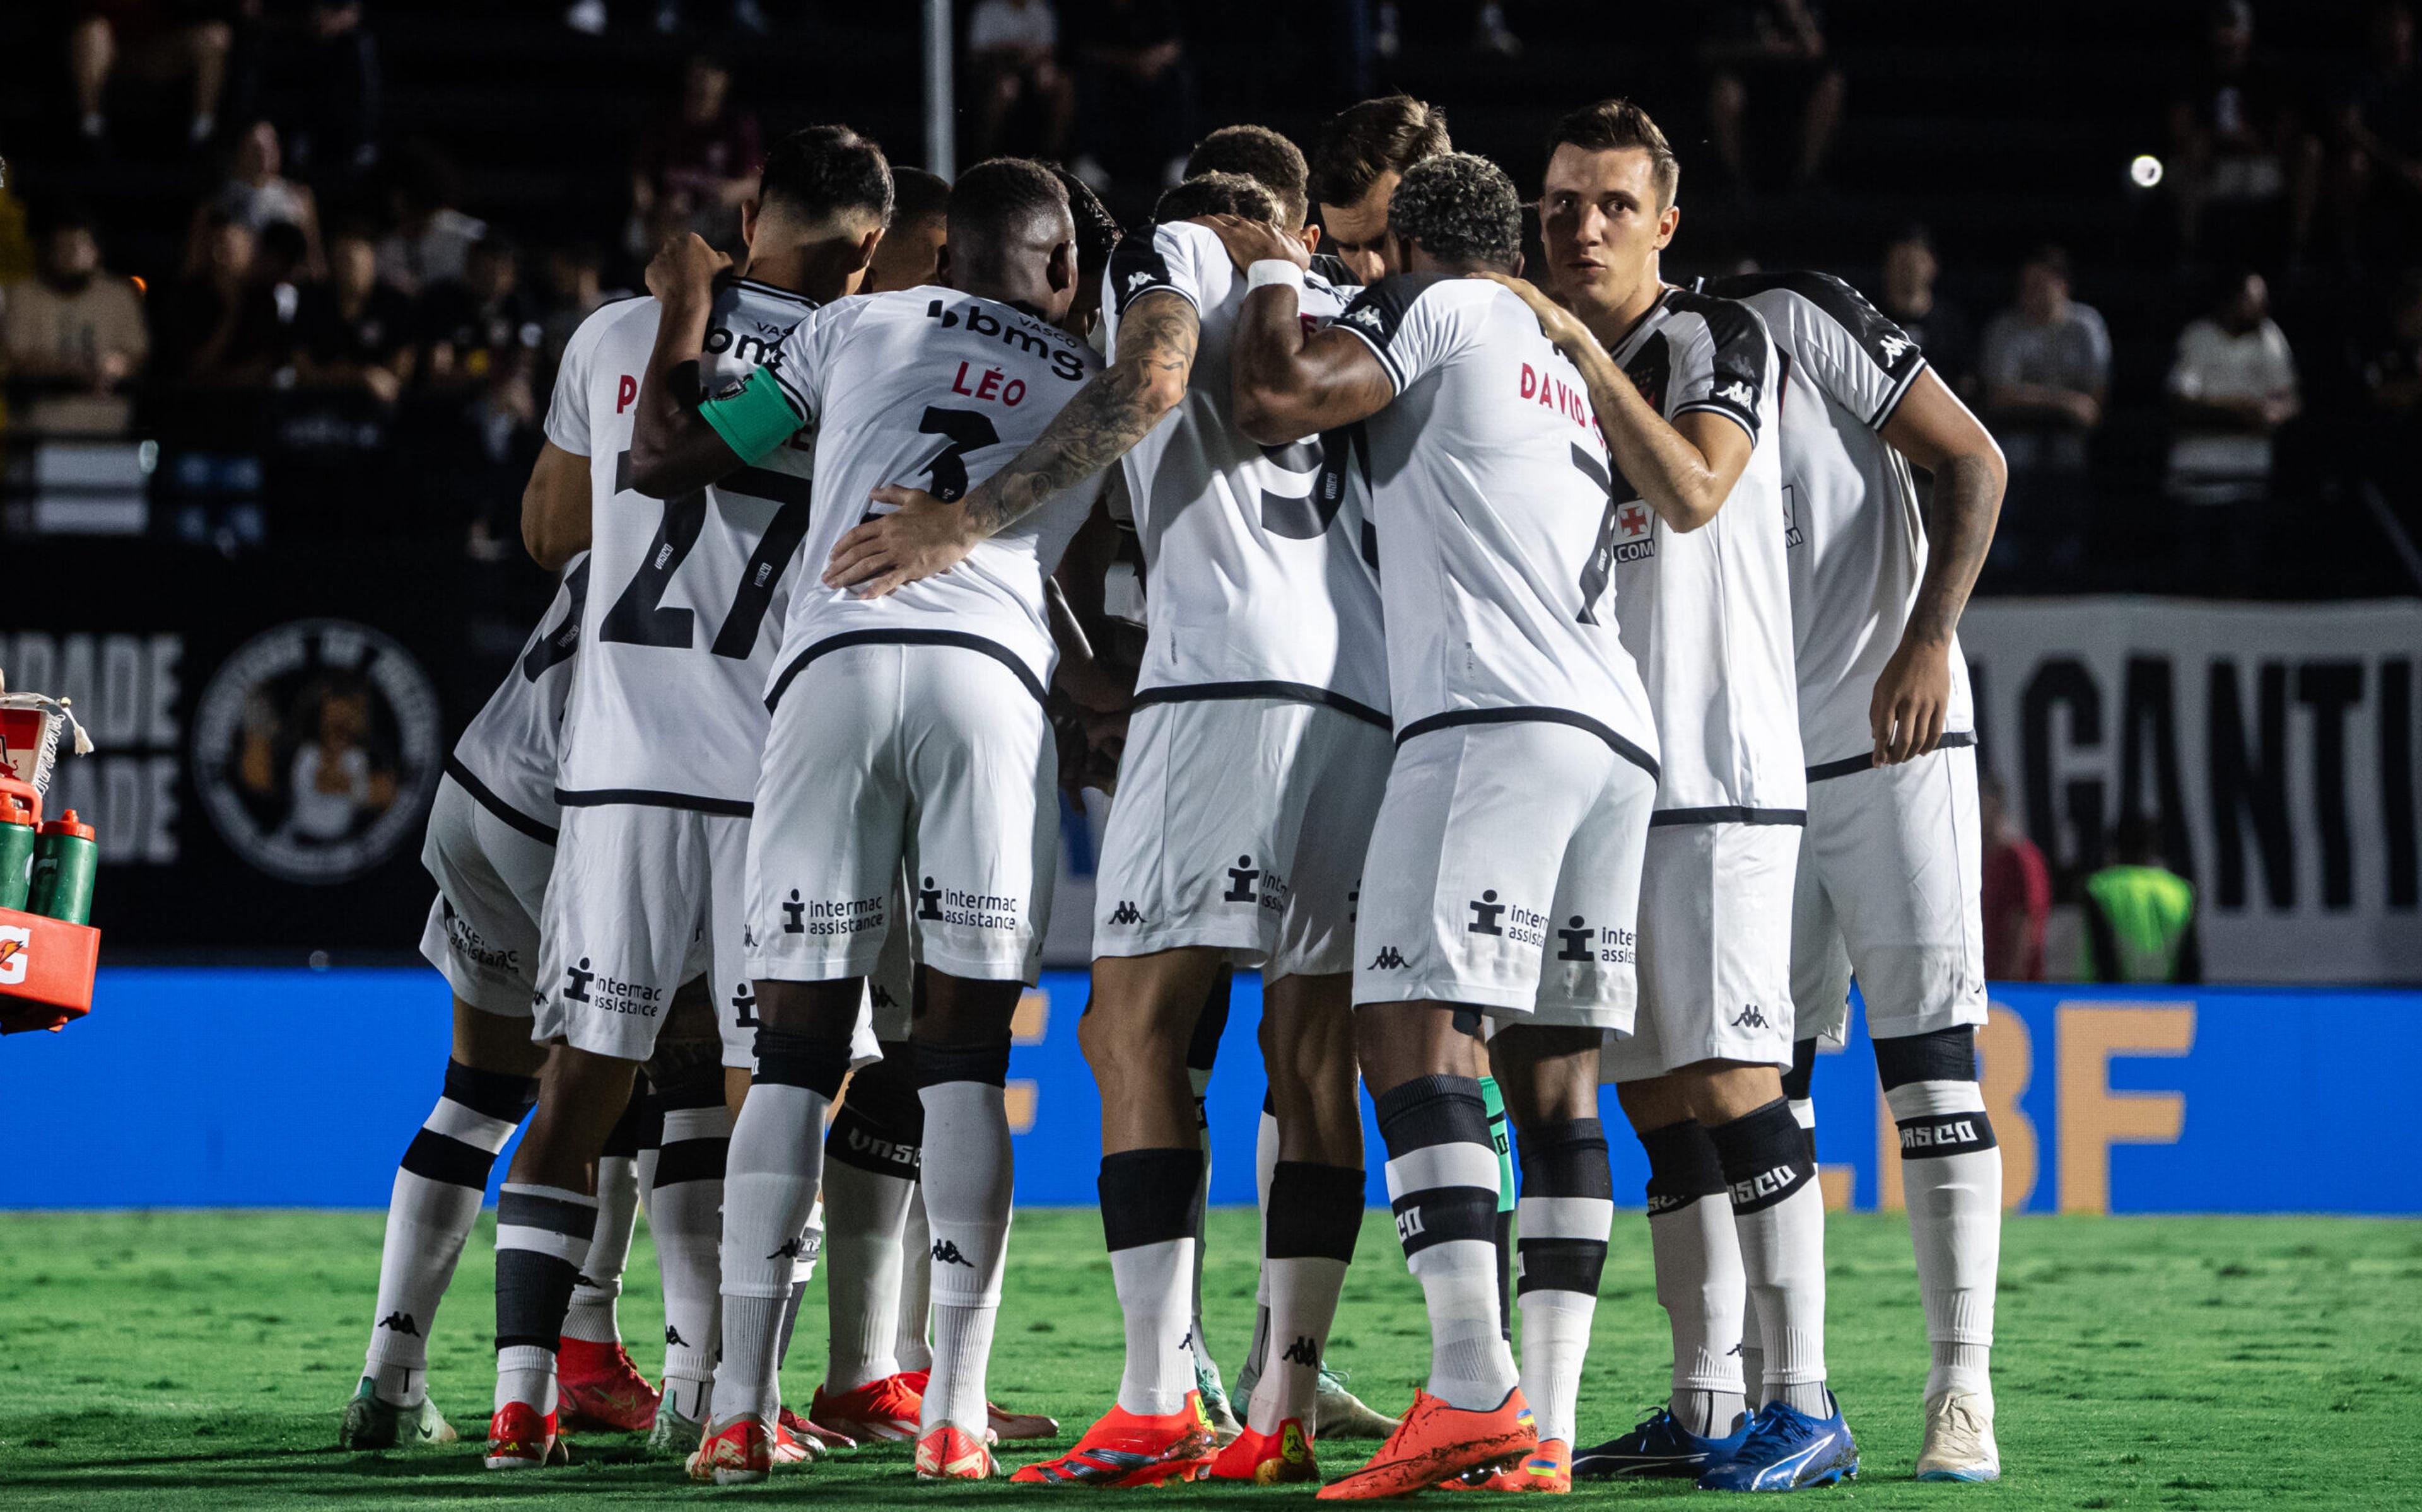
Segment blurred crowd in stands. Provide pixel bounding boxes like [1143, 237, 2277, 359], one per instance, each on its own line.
[0, 0, 2416, 598]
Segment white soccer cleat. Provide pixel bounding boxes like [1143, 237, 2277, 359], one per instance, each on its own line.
[1314, 1368, 1401, 1440]
[1914, 1390, 2000, 1482]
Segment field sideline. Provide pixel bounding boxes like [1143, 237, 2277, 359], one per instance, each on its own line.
[0, 1210, 2414, 1508]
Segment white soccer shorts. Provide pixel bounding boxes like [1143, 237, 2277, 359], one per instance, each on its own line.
[1791, 741, 1989, 1045]
[1092, 695, 1393, 980]
[418, 771, 555, 1018]
[532, 798, 757, 1068]
[1601, 820, 1799, 1082]
[1353, 718, 1656, 1030]
[746, 639, 1057, 986]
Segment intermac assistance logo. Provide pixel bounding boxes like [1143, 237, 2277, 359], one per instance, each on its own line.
[190, 619, 440, 885]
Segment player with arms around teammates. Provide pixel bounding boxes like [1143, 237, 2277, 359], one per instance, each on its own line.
[479, 125, 894, 1475]
[630, 157, 1104, 1485]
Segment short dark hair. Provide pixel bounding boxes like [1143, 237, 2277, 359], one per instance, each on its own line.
[758, 124, 894, 227]
[1546, 98, 1680, 209]
[1311, 94, 1450, 209]
[890, 166, 952, 228]
[1186, 125, 1308, 228]
[1154, 171, 1278, 226]
[1051, 165, 1123, 284]
[947, 156, 1072, 271]
[1388, 152, 1521, 271]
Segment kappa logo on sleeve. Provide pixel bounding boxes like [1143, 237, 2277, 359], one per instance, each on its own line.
[1877, 332, 1912, 364]
[1717, 378, 1757, 407]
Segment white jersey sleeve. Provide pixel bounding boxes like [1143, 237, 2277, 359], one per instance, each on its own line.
[448, 552, 590, 836]
[1662, 292, 1772, 444]
[544, 297, 630, 455]
[1104, 219, 1215, 318]
[1761, 271, 1929, 429]
[1334, 273, 1478, 397]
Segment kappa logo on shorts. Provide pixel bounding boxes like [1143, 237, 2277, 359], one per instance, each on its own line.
[1223, 855, 1261, 904]
[1556, 915, 1594, 962]
[783, 889, 806, 933]
[918, 876, 945, 921]
[1466, 891, 1507, 936]
[1108, 900, 1147, 926]
[871, 982, 901, 1008]
[563, 957, 596, 1003]
[932, 1238, 974, 1267]
[733, 981, 759, 1027]
[742, 926, 757, 949]
[1368, 945, 1409, 970]
[1730, 1004, 1770, 1029]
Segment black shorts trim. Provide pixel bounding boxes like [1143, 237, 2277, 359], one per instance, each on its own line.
[1648, 805, 1808, 827]
[1395, 707, 1659, 782]
[764, 629, 1047, 711]
[1132, 680, 1389, 730]
[553, 786, 754, 817]
[1805, 728, 1975, 784]
[444, 757, 560, 845]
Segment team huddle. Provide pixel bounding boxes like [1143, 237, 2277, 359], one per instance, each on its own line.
[339, 90, 2011, 1497]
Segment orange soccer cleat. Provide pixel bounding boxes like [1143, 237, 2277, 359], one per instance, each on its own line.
[1209, 1417, 1320, 1484]
[1011, 1394, 1217, 1487]
[915, 1422, 998, 1480]
[811, 1373, 924, 1442]
[1316, 1389, 1537, 1501]
[1442, 1437, 1571, 1493]
[686, 1413, 775, 1484]
[894, 1368, 1056, 1441]
[483, 1401, 567, 1470]
[554, 1337, 660, 1433]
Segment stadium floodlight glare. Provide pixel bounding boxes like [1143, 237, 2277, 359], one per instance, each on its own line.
[2129, 154, 2165, 188]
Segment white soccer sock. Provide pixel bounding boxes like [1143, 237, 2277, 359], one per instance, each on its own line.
[897, 1189, 934, 1373]
[1711, 1102, 1828, 1418]
[496, 1344, 559, 1419]
[1741, 1088, 1816, 1409]
[1511, 1122, 1613, 1447]
[822, 1152, 917, 1391]
[653, 1100, 733, 1404]
[365, 1062, 533, 1405]
[1111, 1238, 1197, 1416]
[1651, 1199, 1747, 1424]
[776, 1200, 822, 1370]
[565, 1152, 641, 1344]
[1236, 1100, 1281, 1403]
[493, 1183, 598, 1415]
[1377, 1077, 1519, 1412]
[1887, 1078, 2001, 1406]
[1186, 1066, 1219, 1385]
[713, 1081, 829, 1424]
[919, 1071, 1015, 1434]
[1249, 1160, 1360, 1431]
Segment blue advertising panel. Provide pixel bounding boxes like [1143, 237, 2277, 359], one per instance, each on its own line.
[1, 968, 2413, 1214]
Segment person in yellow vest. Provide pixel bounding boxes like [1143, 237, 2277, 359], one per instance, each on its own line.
[2081, 816, 2201, 984]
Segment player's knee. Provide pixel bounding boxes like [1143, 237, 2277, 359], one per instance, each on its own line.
[1077, 991, 1185, 1077]
[1873, 1025, 1977, 1090]
[914, 1037, 1012, 1090]
[1874, 1025, 1996, 1144]
[754, 1026, 857, 1100]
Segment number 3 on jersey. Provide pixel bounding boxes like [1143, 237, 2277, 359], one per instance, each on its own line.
[601, 450, 814, 656]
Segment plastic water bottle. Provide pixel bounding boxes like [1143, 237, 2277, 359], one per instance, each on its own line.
[0, 805, 32, 912]
[28, 810, 97, 925]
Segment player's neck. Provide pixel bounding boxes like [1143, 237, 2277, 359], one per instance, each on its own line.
[1581, 265, 1671, 351]
[734, 241, 869, 306]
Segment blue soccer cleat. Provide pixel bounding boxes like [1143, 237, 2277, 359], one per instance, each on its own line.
[1696, 1393, 1858, 1492]
[1571, 1404, 1749, 1480]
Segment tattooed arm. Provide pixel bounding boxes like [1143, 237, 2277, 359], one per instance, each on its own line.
[820, 291, 1199, 598]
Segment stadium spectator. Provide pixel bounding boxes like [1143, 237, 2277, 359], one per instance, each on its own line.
[532, 241, 616, 369]
[967, 0, 1075, 161]
[1065, 0, 1196, 195]
[1703, 0, 1846, 194]
[2165, 269, 2298, 593]
[186, 121, 324, 280]
[0, 204, 148, 438]
[416, 235, 541, 393]
[375, 143, 485, 296]
[2165, 0, 2321, 264]
[2332, 1, 2421, 265]
[293, 223, 416, 404]
[251, 0, 383, 180]
[1979, 767, 2050, 982]
[2081, 815, 2203, 984]
[1981, 245, 2110, 588]
[861, 167, 951, 293]
[1879, 225, 1974, 397]
[631, 54, 763, 255]
[69, 0, 238, 148]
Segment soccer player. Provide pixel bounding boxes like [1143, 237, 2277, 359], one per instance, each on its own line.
[1485, 100, 1850, 1492]
[864, 166, 950, 293]
[1222, 150, 1658, 1500]
[1696, 262, 2007, 1479]
[481, 124, 894, 1472]
[819, 156, 1388, 1487]
[1308, 94, 1452, 288]
[630, 156, 1102, 1484]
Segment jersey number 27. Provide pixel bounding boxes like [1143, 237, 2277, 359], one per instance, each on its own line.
[600, 451, 815, 657]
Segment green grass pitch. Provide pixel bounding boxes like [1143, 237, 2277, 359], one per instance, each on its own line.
[1, 1209, 2416, 1508]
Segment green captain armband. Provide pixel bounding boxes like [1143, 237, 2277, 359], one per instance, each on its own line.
[697, 365, 802, 465]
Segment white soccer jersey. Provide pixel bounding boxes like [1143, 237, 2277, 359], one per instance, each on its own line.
[446, 552, 588, 839]
[1709, 271, 1974, 776]
[1331, 274, 1657, 768]
[758, 287, 1104, 704]
[1101, 221, 1388, 721]
[551, 279, 821, 811]
[1604, 287, 1805, 821]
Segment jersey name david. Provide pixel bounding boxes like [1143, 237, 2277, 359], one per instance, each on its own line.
[1103, 221, 1388, 721]
[1605, 288, 1805, 820]
[448, 552, 590, 837]
[1709, 271, 1972, 772]
[1331, 274, 1657, 767]
[747, 288, 1104, 700]
[551, 279, 821, 811]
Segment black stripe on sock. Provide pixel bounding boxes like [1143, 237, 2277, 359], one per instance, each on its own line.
[496, 1189, 599, 1242]
[1260, 1086, 1276, 1118]
[1516, 1236, 1608, 1296]
[1874, 1025, 1977, 1090]
[441, 1059, 539, 1124]
[1393, 1186, 1501, 1260]
[1641, 1119, 1728, 1214]
[1897, 1108, 1998, 1160]
[1265, 1163, 1366, 1260]
[755, 1027, 854, 1098]
[915, 1037, 1012, 1090]
[1492, 1206, 1514, 1342]
[1373, 1074, 1490, 1154]
[399, 1128, 499, 1190]
[1707, 1099, 1818, 1216]
[1780, 1037, 1819, 1102]
[652, 1062, 726, 1112]
[652, 1136, 730, 1188]
[1516, 1119, 1613, 1201]
[495, 1247, 581, 1353]
[1099, 1148, 1204, 1252]
[826, 1103, 923, 1177]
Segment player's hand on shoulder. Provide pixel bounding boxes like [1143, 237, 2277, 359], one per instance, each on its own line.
[823, 484, 983, 599]
[645, 233, 731, 309]
[1191, 214, 1309, 274]
[1471, 270, 1598, 361]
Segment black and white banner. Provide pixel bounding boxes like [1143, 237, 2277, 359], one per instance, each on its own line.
[1962, 599, 2421, 984]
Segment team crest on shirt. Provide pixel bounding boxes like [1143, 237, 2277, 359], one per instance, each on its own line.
[1612, 499, 1656, 562]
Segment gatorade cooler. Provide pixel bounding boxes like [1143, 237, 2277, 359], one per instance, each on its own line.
[0, 682, 99, 1035]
